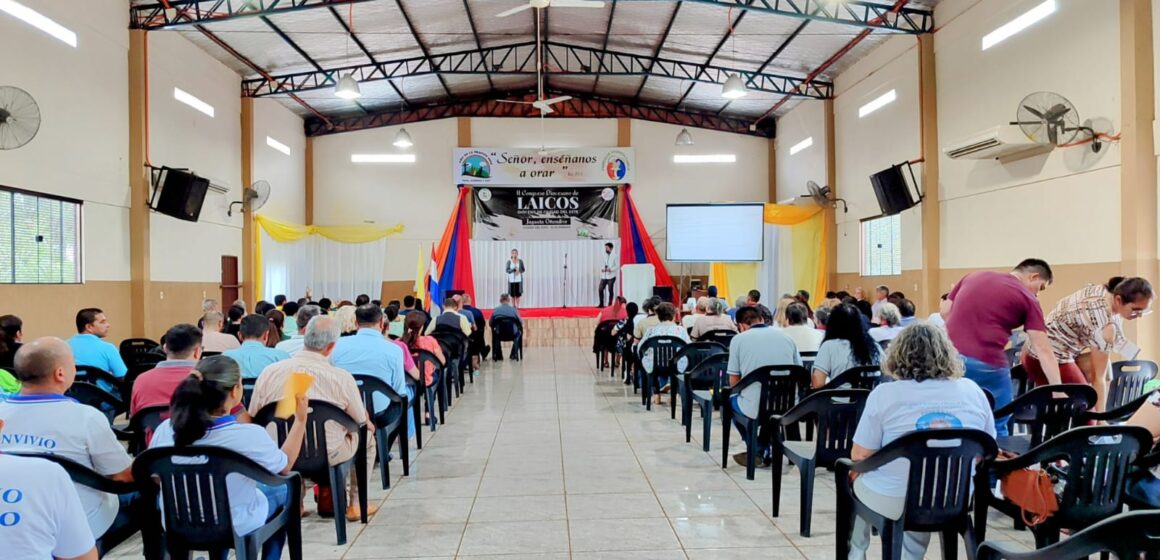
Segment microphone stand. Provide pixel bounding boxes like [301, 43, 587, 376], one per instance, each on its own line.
[562, 252, 569, 309]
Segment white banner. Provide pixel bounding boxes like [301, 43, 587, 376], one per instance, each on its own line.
[454, 147, 634, 185]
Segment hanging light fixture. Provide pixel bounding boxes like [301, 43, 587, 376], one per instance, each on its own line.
[393, 127, 414, 149]
[721, 73, 748, 99]
[674, 128, 694, 146]
[335, 73, 362, 99]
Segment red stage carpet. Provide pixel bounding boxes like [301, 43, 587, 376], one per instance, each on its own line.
[483, 306, 601, 319]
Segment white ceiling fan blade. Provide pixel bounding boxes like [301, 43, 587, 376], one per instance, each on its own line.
[496, 99, 533, 105]
[550, 0, 606, 8]
[540, 95, 573, 106]
[535, 103, 555, 115]
[496, 3, 533, 18]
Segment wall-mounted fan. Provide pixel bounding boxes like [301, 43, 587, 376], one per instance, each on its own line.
[805, 180, 848, 213]
[228, 180, 271, 216]
[1012, 91, 1102, 152]
[0, 86, 41, 150]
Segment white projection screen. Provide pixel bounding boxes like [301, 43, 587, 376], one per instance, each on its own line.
[666, 203, 765, 262]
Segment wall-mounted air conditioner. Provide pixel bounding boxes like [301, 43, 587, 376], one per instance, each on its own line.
[943, 125, 1051, 162]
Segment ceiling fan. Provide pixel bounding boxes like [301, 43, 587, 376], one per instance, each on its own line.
[495, 4, 572, 116]
[496, 0, 605, 18]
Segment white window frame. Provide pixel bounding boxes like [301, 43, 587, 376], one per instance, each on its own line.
[0, 186, 84, 284]
[860, 214, 901, 277]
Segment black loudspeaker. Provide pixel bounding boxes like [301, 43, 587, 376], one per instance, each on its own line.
[869, 164, 917, 216]
[150, 167, 210, 222]
[652, 286, 674, 303]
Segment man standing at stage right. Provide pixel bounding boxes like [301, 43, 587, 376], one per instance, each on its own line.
[599, 242, 618, 308]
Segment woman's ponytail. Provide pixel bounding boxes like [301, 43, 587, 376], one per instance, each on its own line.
[168, 355, 243, 447]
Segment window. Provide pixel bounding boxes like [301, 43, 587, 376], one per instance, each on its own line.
[861, 214, 900, 276]
[0, 187, 83, 284]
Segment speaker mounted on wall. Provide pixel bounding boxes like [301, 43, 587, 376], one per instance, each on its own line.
[869, 161, 922, 216]
[149, 166, 210, 222]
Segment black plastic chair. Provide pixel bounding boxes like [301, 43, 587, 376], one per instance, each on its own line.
[66, 381, 126, 422]
[977, 509, 1160, 560]
[133, 446, 302, 560]
[490, 316, 523, 361]
[124, 352, 165, 387]
[699, 329, 736, 347]
[671, 341, 727, 421]
[1107, 360, 1157, 411]
[1008, 364, 1032, 400]
[432, 328, 469, 398]
[253, 400, 368, 545]
[120, 337, 160, 360]
[593, 319, 619, 374]
[994, 384, 1096, 455]
[721, 364, 812, 480]
[121, 404, 169, 455]
[800, 350, 817, 371]
[680, 352, 730, 451]
[771, 388, 870, 537]
[635, 336, 688, 411]
[977, 425, 1152, 548]
[10, 451, 147, 557]
[1126, 443, 1160, 511]
[352, 374, 410, 490]
[835, 429, 998, 560]
[76, 364, 126, 398]
[202, 350, 223, 357]
[411, 348, 445, 440]
[242, 377, 257, 408]
[1083, 389, 1157, 424]
[823, 365, 887, 391]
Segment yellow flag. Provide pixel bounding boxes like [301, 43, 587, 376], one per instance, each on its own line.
[414, 243, 426, 301]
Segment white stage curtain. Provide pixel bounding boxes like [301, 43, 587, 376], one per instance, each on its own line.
[756, 224, 794, 303]
[261, 229, 387, 301]
[470, 240, 617, 308]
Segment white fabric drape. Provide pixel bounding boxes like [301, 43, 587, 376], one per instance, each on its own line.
[756, 224, 792, 303]
[261, 230, 388, 301]
[470, 240, 617, 308]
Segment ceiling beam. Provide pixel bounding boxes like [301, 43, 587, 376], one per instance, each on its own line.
[394, 0, 452, 96]
[304, 89, 775, 138]
[130, 0, 374, 31]
[242, 40, 831, 99]
[717, 18, 808, 115]
[671, 1, 751, 110]
[327, 5, 412, 106]
[259, 15, 369, 114]
[591, 0, 619, 93]
[460, 0, 495, 93]
[630, 0, 682, 102]
[617, 0, 933, 34]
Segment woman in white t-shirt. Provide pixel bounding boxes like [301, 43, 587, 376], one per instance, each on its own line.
[847, 323, 996, 560]
[149, 356, 308, 560]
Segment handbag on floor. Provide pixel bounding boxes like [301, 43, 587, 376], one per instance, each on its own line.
[1001, 467, 1058, 526]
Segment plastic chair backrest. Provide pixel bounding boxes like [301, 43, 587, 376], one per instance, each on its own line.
[997, 384, 1096, 448]
[65, 381, 124, 421]
[782, 388, 870, 468]
[1108, 360, 1158, 410]
[120, 338, 161, 357]
[491, 316, 521, 341]
[826, 365, 886, 391]
[412, 348, 443, 390]
[75, 365, 121, 389]
[686, 352, 730, 392]
[636, 336, 688, 374]
[1009, 364, 1032, 398]
[351, 373, 405, 415]
[700, 329, 736, 346]
[10, 451, 135, 495]
[241, 377, 257, 407]
[593, 320, 619, 350]
[431, 328, 468, 359]
[253, 400, 360, 477]
[733, 364, 812, 420]
[132, 446, 290, 549]
[127, 404, 170, 453]
[673, 341, 727, 374]
[979, 510, 1160, 560]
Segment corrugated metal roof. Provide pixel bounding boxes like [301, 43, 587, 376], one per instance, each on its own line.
[135, 0, 942, 129]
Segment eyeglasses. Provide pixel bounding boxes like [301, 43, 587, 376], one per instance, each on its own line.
[1128, 307, 1152, 318]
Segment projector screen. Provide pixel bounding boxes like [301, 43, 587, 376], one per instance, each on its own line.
[666, 203, 765, 262]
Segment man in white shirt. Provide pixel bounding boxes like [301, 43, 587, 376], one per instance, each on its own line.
[0, 434, 98, 560]
[275, 304, 322, 356]
[870, 285, 889, 319]
[0, 337, 134, 541]
[200, 311, 241, 353]
[598, 242, 618, 307]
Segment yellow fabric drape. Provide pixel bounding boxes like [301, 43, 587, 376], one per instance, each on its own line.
[708, 262, 758, 305]
[253, 215, 405, 300]
[763, 203, 823, 225]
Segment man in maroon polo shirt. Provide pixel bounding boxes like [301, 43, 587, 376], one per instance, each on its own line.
[128, 324, 202, 416]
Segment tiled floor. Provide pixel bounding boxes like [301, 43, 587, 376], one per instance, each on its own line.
[106, 346, 1037, 559]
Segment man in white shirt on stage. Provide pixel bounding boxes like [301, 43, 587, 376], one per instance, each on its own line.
[599, 242, 618, 307]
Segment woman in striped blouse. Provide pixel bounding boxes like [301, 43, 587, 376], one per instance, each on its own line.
[1022, 277, 1153, 412]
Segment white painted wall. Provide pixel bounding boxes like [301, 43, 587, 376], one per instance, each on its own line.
[936, 0, 1122, 269]
[833, 37, 923, 275]
[775, 100, 828, 203]
[253, 99, 306, 223]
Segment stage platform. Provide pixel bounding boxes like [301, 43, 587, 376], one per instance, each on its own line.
[482, 307, 600, 348]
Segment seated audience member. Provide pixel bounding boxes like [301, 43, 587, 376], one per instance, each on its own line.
[276, 304, 322, 356]
[255, 300, 275, 316]
[355, 294, 371, 307]
[232, 299, 248, 313]
[848, 324, 995, 560]
[926, 293, 950, 329]
[224, 304, 246, 337]
[330, 304, 414, 414]
[897, 298, 917, 327]
[318, 297, 333, 315]
[870, 285, 889, 317]
[0, 338, 135, 540]
[597, 296, 629, 324]
[0, 314, 23, 367]
[151, 356, 307, 560]
[727, 296, 747, 322]
[782, 302, 824, 352]
[490, 293, 524, 361]
[0, 425, 99, 560]
[633, 297, 662, 340]
[279, 301, 300, 339]
[385, 304, 405, 338]
[335, 305, 359, 336]
[747, 289, 761, 307]
[198, 298, 220, 330]
[682, 297, 707, 330]
[1128, 389, 1160, 506]
[400, 295, 417, 317]
[130, 324, 203, 415]
[264, 310, 287, 346]
[638, 303, 691, 404]
[726, 306, 802, 467]
[273, 294, 287, 310]
[402, 313, 445, 387]
[811, 303, 881, 389]
[0, 367, 19, 396]
[224, 315, 291, 379]
[201, 311, 241, 353]
[868, 302, 904, 344]
[773, 297, 796, 327]
[815, 305, 832, 330]
[427, 297, 472, 336]
[610, 301, 637, 340]
[460, 294, 486, 367]
[756, 303, 775, 326]
[691, 298, 738, 340]
[68, 308, 128, 380]
[248, 316, 374, 520]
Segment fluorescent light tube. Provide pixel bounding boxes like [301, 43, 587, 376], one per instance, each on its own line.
[0, 0, 76, 47]
[266, 136, 291, 156]
[673, 154, 736, 163]
[859, 89, 896, 118]
[351, 154, 417, 163]
[982, 0, 1056, 51]
[173, 87, 215, 118]
[789, 136, 814, 155]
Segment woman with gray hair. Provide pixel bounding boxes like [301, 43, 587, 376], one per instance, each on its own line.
[867, 302, 903, 344]
[845, 323, 996, 560]
[691, 297, 737, 340]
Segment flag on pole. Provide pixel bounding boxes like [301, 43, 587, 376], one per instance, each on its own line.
[428, 188, 475, 311]
[414, 242, 427, 305]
